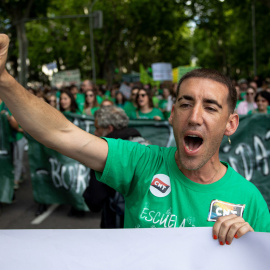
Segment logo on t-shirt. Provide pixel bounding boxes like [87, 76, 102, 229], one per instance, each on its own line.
[207, 199, 245, 222]
[150, 174, 171, 197]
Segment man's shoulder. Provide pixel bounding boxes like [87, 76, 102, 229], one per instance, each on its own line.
[106, 137, 175, 155]
[225, 162, 262, 192]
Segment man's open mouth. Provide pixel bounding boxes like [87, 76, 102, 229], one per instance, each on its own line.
[184, 135, 203, 151]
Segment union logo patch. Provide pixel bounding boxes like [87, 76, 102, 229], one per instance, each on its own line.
[150, 174, 171, 197]
[207, 199, 245, 222]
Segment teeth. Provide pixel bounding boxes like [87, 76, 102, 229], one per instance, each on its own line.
[188, 135, 199, 137]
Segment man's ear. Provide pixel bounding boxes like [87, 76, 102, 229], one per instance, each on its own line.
[168, 104, 175, 125]
[224, 113, 239, 136]
[107, 125, 114, 133]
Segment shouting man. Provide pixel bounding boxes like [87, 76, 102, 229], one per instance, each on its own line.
[0, 34, 269, 246]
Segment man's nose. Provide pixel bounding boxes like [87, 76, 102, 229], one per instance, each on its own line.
[189, 105, 203, 126]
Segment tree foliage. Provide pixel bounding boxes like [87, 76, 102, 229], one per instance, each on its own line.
[1, 0, 270, 84]
[189, 0, 270, 80]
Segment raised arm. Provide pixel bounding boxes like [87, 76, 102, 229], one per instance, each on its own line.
[0, 34, 108, 172]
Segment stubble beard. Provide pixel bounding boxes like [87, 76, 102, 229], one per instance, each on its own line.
[175, 135, 223, 172]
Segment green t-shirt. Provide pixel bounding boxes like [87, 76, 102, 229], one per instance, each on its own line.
[76, 93, 85, 112]
[130, 108, 164, 120]
[82, 106, 100, 116]
[158, 99, 168, 110]
[0, 103, 23, 142]
[247, 106, 270, 115]
[96, 139, 270, 231]
[0, 101, 6, 111]
[123, 102, 136, 117]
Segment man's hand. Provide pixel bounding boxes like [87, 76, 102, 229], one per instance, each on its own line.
[212, 215, 254, 245]
[0, 34, 9, 78]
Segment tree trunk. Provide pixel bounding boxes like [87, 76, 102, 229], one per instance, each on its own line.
[16, 21, 28, 87]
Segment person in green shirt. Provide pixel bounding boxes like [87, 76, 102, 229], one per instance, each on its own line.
[248, 90, 270, 114]
[0, 34, 268, 245]
[70, 84, 85, 112]
[1, 103, 26, 189]
[59, 90, 81, 115]
[115, 91, 127, 109]
[130, 88, 164, 120]
[82, 89, 100, 116]
[123, 87, 139, 117]
[158, 87, 172, 120]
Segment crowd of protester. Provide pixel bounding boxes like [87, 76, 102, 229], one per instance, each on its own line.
[234, 77, 270, 115]
[23, 80, 178, 121]
[1, 75, 270, 220]
[21, 76, 270, 121]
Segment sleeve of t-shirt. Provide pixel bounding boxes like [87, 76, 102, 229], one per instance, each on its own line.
[95, 138, 153, 197]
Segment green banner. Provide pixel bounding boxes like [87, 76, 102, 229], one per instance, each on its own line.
[0, 114, 14, 203]
[219, 114, 270, 209]
[27, 115, 97, 210]
[16, 113, 270, 210]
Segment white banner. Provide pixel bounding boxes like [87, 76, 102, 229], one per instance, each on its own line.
[51, 69, 81, 88]
[151, 62, 172, 81]
[0, 228, 269, 269]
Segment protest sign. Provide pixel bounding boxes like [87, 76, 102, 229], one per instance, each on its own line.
[0, 228, 269, 270]
[51, 69, 81, 88]
[151, 63, 172, 81]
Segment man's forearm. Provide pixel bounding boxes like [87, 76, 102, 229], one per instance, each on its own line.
[0, 33, 108, 172]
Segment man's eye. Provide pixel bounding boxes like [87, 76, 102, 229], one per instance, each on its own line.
[180, 104, 191, 108]
[206, 107, 217, 112]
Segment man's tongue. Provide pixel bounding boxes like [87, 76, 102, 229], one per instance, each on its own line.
[185, 136, 203, 151]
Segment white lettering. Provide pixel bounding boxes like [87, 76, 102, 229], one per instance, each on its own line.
[254, 136, 269, 175]
[49, 158, 61, 188]
[140, 208, 149, 219]
[216, 207, 223, 216]
[153, 212, 161, 224]
[179, 218, 186, 227]
[223, 209, 231, 216]
[48, 157, 89, 193]
[235, 143, 253, 181]
[168, 215, 177, 228]
[76, 164, 90, 193]
[159, 214, 169, 227]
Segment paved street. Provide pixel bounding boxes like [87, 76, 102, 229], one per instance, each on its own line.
[0, 155, 101, 230]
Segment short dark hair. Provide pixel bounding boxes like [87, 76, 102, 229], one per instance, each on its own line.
[177, 68, 237, 113]
[255, 90, 270, 105]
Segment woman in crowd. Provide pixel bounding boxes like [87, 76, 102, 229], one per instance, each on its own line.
[70, 84, 85, 112]
[248, 91, 270, 114]
[130, 88, 164, 120]
[45, 93, 58, 109]
[237, 86, 257, 115]
[59, 90, 80, 114]
[158, 87, 172, 120]
[114, 91, 126, 109]
[82, 89, 100, 116]
[123, 87, 139, 117]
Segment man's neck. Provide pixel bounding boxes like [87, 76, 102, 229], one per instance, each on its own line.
[175, 152, 227, 185]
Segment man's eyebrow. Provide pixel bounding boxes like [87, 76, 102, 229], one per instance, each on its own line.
[177, 95, 194, 102]
[203, 98, 223, 109]
[177, 95, 223, 109]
